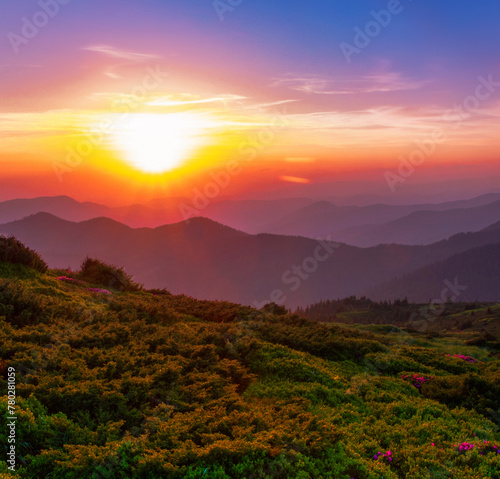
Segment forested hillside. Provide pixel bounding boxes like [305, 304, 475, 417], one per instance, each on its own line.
[366, 243, 500, 302]
[0, 240, 499, 478]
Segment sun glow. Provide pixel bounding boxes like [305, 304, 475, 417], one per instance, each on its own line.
[109, 113, 215, 173]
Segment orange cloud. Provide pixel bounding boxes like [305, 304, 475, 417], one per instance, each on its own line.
[279, 175, 312, 184]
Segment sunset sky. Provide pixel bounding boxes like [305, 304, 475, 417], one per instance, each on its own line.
[1, 0, 499, 205]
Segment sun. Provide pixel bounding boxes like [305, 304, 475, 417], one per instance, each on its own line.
[109, 113, 214, 173]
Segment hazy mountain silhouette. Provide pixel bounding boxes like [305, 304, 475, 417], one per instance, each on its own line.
[261, 200, 419, 237]
[0, 195, 188, 228]
[0, 196, 314, 231]
[482, 220, 500, 232]
[260, 195, 500, 242]
[2, 213, 500, 307]
[366, 242, 500, 302]
[201, 198, 317, 233]
[2, 194, 500, 242]
[0, 196, 107, 224]
[332, 200, 500, 247]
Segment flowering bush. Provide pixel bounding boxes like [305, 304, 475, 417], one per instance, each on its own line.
[58, 276, 84, 284]
[446, 354, 480, 363]
[454, 440, 500, 455]
[401, 373, 433, 388]
[373, 450, 393, 464]
[88, 288, 112, 294]
[457, 442, 475, 453]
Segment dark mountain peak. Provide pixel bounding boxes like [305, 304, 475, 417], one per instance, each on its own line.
[3, 211, 249, 236]
[482, 220, 500, 232]
[5, 211, 69, 225]
[157, 216, 249, 238]
[2, 212, 132, 233]
[12, 195, 80, 205]
[44, 195, 76, 201]
[78, 215, 133, 230]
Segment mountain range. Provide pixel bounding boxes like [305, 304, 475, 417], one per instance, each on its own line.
[1, 208, 500, 306]
[2, 193, 500, 247]
[367, 222, 500, 303]
[260, 194, 500, 245]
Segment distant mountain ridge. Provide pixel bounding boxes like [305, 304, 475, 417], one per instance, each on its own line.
[331, 200, 500, 247]
[2, 212, 500, 306]
[0, 195, 185, 228]
[0, 195, 317, 232]
[366, 242, 500, 302]
[2, 193, 500, 246]
[263, 196, 500, 245]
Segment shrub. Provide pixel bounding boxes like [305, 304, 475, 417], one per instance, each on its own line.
[77, 257, 141, 292]
[0, 236, 48, 273]
[261, 302, 288, 316]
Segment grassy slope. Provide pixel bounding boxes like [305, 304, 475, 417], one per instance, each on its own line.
[299, 299, 500, 345]
[0, 264, 499, 478]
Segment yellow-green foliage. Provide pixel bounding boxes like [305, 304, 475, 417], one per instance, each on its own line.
[0, 266, 499, 478]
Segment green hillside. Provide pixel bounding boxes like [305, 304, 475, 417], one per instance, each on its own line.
[0, 240, 499, 478]
[297, 297, 500, 342]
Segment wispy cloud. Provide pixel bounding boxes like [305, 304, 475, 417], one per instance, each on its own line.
[280, 102, 500, 149]
[270, 76, 337, 95]
[147, 94, 246, 107]
[271, 70, 430, 95]
[84, 45, 161, 79]
[147, 96, 300, 115]
[0, 111, 83, 143]
[244, 99, 299, 110]
[84, 45, 160, 62]
[279, 175, 312, 184]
